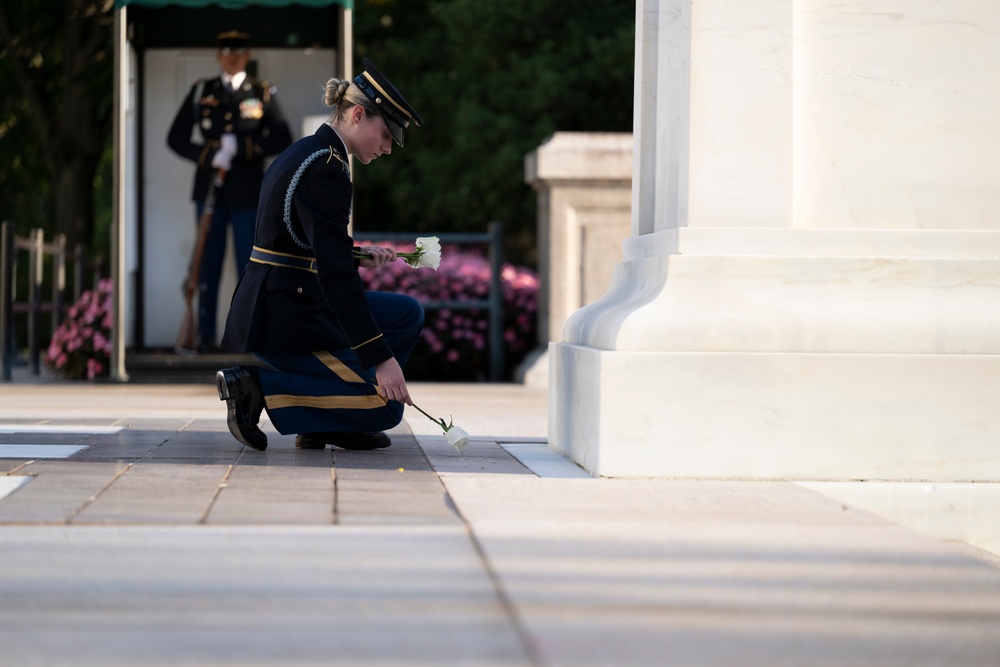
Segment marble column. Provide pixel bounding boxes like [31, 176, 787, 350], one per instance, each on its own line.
[550, 0, 1000, 478]
[520, 132, 632, 387]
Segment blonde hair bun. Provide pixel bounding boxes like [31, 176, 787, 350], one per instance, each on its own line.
[323, 78, 352, 107]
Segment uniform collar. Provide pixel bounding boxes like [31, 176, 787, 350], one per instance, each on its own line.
[222, 71, 246, 91]
[317, 122, 349, 159]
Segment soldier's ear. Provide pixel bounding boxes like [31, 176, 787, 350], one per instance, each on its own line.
[351, 104, 366, 125]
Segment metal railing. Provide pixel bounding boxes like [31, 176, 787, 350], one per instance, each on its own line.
[0, 222, 87, 381]
[358, 221, 505, 382]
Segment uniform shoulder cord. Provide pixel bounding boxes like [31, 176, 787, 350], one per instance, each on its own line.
[283, 147, 336, 250]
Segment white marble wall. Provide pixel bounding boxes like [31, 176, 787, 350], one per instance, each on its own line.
[636, 0, 1000, 233]
[550, 0, 1000, 480]
[793, 2, 1000, 229]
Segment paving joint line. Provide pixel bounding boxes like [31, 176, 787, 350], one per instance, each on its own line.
[175, 417, 198, 432]
[199, 462, 237, 524]
[65, 462, 133, 524]
[2, 461, 35, 476]
[412, 433, 548, 667]
[331, 467, 339, 525]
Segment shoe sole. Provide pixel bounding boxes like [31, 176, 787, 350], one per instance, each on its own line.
[331, 437, 392, 451]
[295, 439, 327, 450]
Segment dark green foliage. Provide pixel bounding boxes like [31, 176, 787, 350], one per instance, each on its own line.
[0, 0, 114, 252]
[352, 0, 634, 267]
[0, 0, 633, 269]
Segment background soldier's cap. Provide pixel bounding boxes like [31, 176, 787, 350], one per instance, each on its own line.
[216, 31, 250, 50]
[354, 58, 423, 147]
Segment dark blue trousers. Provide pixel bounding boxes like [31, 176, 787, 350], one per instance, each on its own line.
[254, 292, 424, 435]
[196, 202, 256, 347]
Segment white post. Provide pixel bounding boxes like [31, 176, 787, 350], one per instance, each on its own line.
[338, 6, 353, 82]
[111, 7, 129, 382]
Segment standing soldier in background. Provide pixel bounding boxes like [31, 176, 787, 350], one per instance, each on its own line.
[168, 30, 292, 352]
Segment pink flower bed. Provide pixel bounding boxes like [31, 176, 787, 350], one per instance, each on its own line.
[359, 242, 539, 381]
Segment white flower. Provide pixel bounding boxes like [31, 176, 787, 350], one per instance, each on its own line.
[412, 402, 469, 455]
[412, 248, 441, 270]
[402, 236, 442, 270]
[445, 425, 470, 453]
[415, 236, 441, 255]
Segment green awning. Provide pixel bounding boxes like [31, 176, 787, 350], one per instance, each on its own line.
[115, 0, 351, 48]
[115, 0, 351, 8]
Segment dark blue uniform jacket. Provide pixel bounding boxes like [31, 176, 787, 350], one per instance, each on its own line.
[167, 75, 291, 208]
[220, 124, 394, 370]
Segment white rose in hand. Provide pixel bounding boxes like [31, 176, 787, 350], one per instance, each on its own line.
[355, 235, 443, 271]
[401, 236, 442, 270]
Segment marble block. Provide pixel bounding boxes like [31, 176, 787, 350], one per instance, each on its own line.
[551, 344, 1000, 480]
[551, 227, 1000, 479]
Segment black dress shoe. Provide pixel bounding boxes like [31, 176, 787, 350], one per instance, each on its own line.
[295, 434, 327, 450]
[295, 431, 391, 451]
[216, 366, 268, 451]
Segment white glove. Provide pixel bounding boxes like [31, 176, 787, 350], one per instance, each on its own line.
[211, 151, 232, 170]
[211, 133, 237, 170]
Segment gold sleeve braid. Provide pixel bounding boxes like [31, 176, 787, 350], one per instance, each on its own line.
[351, 334, 384, 351]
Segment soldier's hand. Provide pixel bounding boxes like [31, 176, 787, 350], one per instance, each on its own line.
[357, 245, 397, 269]
[374, 357, 411, 406]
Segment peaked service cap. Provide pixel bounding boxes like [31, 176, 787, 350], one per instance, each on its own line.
[216, 30, 250, 50]
[354, 58, 423, 147]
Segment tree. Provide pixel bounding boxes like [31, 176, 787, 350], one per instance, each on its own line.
[0, 0, 114, 253]
[0, 0, 632, 269]
[352, 0, 634, 266]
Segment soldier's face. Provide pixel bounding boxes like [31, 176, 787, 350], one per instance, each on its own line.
[351, 110, 394, 165]
[217, 48, 250, 76]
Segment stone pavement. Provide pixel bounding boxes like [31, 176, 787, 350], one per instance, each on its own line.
[1, 380, 1000, 667]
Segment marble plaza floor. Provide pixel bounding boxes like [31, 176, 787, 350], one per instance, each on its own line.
[1, 376, 999, 666]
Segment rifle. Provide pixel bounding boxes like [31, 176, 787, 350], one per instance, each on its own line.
[176, 170, 226, 353]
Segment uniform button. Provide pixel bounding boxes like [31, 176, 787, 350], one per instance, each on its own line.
[296, 287, 303, 294]
[224, 124, 233, 131]
[224, 112, 233, 120]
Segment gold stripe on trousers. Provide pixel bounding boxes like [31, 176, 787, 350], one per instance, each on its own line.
[313, 351, 366, 384]
[264, 393, 388, 411]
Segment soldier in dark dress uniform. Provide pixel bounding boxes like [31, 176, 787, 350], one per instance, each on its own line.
[167, 30, 292, 351]
[216, 59, 424, 452]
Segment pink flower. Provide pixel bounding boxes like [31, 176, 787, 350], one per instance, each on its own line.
[46, 279, 113, 380]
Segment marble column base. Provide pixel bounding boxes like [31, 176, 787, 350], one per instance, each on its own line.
[550, 229, 1000, 479]
[551, 345, 1000, 479]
